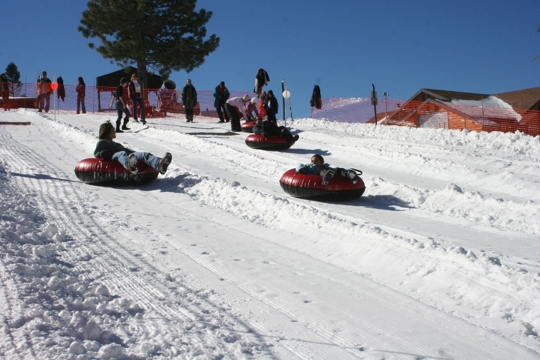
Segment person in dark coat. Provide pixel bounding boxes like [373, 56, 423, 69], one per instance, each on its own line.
[57, 76, 66, 101]
[114, 78, 131, 132]
[254, 68, 269, 97]
[213, 81, 230, 123]
[296, 154, 359, 185]
[310, 85, 321, 109]
[252, 117, 299, 145]
[0, 73, 9, 111]
[264, 90, 279, 124]
[181, 79, 197, 123]
[128, 73, 146, 125]
[76, 77, 86, 114]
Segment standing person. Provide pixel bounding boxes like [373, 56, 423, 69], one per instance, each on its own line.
[57, 76, 66, 101]
[94, 121, 172, 175]
[213, 81, 230, 123]
[258, 91, 267, 120]
[0, 73, 9, 111]
[225, 94, 252, 132]
[114, 78, 131, 133]
[310, 85, 322, 110]
[254, 68, 269, 97]
[36, 71, 53, 113]
[128, 73, 146, 125]
[264, 90, 279, 124]
[181, 79, 197, 123]
[245, 98, 260, 121]
[76, 77, 86, 114]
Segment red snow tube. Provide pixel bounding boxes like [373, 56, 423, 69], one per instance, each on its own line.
[241, 121, 256, 133]
[279, 168, 365, 201]
[245, 134, 293, 151]
[74, 158, 159, 186]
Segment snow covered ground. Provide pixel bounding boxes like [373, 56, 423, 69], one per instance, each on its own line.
[0, 109, 539, 359]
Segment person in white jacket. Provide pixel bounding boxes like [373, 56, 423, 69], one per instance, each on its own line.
[225, 94, 252, 132]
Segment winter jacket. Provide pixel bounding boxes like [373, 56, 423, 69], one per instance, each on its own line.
[265, 96, 278, 116]
[245, 102, 259, 120]
[213, 85, 230, 108]
[182, 85, 197, 108]
[296, 162, 330, 175]
[258, 96, 266, 119]
[94, 139, 133, 159]
[76, 84, 86, 98]
[254, 69, 269, 95]
[36, 78, 53, 95]
[57, 76, 66, 101]
[310, 85, 321, 109]
[0, 80, 7, 94]
[226, 97, 248, 118]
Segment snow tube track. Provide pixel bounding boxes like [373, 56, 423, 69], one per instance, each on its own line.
[74, 158, 159, 186]
[245, 134, 293, 151]
[241, 121, 255, 133]
[279, 168, 366, 201]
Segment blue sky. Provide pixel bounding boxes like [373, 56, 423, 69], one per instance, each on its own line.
[1, 0, 538, 118]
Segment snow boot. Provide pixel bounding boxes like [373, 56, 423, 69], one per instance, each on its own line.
[158, 152, 172, 174]
[128, 153, 138, 174]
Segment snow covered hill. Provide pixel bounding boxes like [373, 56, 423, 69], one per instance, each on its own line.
[0, 109, 539, 359]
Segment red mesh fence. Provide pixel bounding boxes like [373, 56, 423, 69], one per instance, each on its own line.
[5, 83, 255, 117]
[310, 97, 402, 123]
[310, 97, 540, 137]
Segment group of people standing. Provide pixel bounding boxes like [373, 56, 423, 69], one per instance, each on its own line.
[26, 71, 88, 114]
[174, 73, 299, 149]
[113, 73, 147, 133]
[208, 69, 281, 134]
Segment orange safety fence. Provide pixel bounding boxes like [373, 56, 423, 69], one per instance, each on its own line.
[310, 97, 540, 137]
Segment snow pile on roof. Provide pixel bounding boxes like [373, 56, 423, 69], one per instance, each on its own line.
[449, 96, 522, 121]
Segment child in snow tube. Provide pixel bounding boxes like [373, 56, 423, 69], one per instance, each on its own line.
[76, 121, 172, 185]
[296, 154, 358, 185]
[280, 154, 365, 201]
[252, 117, 299, 144]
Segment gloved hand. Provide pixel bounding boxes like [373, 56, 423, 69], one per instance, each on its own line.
[98, 150, 112, 160]
[297, 166, 308, 174]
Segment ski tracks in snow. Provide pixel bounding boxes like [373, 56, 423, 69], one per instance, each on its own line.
[1, 115, 539, 358]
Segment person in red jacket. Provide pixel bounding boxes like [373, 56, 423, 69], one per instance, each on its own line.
[76, 77, 86, 114]
[36, 71, 53, 113]
[0, 73, 9, 111]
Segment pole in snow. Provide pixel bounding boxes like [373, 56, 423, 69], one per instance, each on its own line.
[281, 80, 286, 121]
[283, 87, 293, 124]
[371, 83, 378, 125]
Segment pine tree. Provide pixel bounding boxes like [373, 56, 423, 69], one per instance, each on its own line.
[78, 0, 219, 85]
[4, 62, 23, 97]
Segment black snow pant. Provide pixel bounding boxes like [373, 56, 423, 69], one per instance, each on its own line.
[225, 103, 241, 131]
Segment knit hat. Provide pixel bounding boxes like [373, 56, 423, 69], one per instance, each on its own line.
[242, 94, 251, 102]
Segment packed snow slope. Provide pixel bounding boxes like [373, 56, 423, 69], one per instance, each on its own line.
[0, 109, 539, 359]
